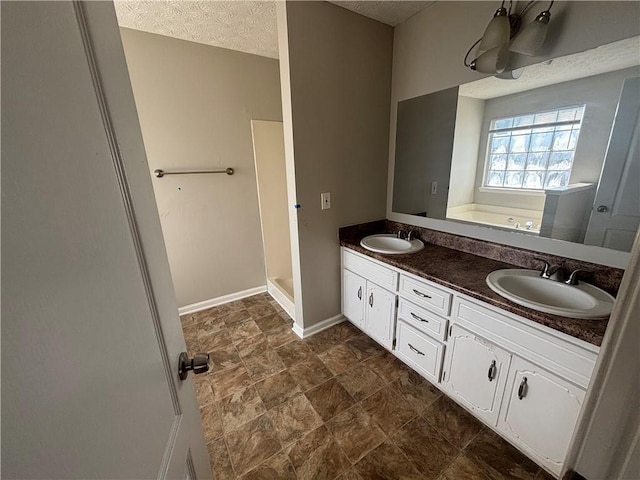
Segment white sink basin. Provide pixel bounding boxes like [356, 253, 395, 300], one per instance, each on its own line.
[486, 269, 614, 319]
[360, 234, 425, 255]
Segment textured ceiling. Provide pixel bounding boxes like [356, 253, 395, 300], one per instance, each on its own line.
[114, 1, 435, 59]
[328, 1, 435, 27]
[460, 36, 640, 99]
[114, 1, 279, 58]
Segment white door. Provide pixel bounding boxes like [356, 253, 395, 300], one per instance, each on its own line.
[443, 325, 511, 426]
[365, 283, 396, 349]
[2, 2, 211, 479]
[498, 356, 585, 476]
[343, 270, 366, 328]
[584, 76, 640, 251]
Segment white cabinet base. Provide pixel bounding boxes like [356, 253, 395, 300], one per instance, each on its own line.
[340, 247, 598, 479]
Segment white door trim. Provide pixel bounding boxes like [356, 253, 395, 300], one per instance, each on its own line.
[563, 230, 640, 479]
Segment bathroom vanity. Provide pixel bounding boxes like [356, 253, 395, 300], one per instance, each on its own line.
[339, 225, 614, 478]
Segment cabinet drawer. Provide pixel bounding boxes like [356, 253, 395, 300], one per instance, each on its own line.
[395, 321, 444, 383]
[399, 274, 452, 316]
[397, 298, 447, 341]
[343, 249, 398, 291]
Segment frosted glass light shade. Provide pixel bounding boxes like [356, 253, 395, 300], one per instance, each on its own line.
[496, 67, 524, 80]
[472, 46, 508, 74]
[478, 9, 510, 53]
[510, 11, 551, 56]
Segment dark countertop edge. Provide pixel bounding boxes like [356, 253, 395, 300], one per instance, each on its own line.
[340, 238, 607, 348]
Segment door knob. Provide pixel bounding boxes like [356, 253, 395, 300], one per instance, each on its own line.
[597, 205, 609, 213]
[178, 352, 210, 380]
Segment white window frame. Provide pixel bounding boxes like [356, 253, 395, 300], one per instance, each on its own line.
[481, 105, 586, 192]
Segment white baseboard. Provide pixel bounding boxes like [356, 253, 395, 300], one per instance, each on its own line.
[292, 314, 345, 339]
[267, 279, 295, 319]
[178, 285, 267, 316]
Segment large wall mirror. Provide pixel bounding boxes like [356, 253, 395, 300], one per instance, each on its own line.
[392, 36, 639, 265]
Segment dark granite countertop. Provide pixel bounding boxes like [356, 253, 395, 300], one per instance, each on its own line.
[340, 223, 611, 347]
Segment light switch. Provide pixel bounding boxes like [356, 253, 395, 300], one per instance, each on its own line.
[431, 182, 438, 195]
[321, 192, 331, 210]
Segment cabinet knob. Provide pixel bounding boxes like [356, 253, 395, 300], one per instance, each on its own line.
[518, 376, 528, 400]
[487, 360, 497, 382]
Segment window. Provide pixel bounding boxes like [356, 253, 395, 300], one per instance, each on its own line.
[483, 106, 585, 190]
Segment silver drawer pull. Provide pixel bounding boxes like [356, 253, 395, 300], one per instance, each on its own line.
[408, 343, 425, 356]
[369, 292, 374, 307]
[413, 289, 432, 299]
[357, 286, 362, 300]
[410, 312, 429, 323]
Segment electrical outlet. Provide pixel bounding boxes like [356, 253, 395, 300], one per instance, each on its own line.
[431, 181, 438, 195]
[321, 192, 331, 210]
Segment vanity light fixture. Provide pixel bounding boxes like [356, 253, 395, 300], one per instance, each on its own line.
[464, 1, 554, 75]
[510, 2, 554, 56]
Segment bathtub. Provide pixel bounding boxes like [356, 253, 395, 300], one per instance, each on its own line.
[446, 204, 543, 235]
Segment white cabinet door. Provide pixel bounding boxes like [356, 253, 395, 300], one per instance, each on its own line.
[498, 356, 586, 476]
[343, 269, 366, 328]
[444, 325, 511, 425]
[365, 283, 396, 350]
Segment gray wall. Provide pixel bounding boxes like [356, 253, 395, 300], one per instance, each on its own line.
[282, 1, 393, 328]
[120, 28, 283, 307]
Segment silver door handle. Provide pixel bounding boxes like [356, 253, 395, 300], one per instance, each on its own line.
[369, 292, 374, 307]
[487, 360, 496, 382]
[597, 205, 609, 213]
[518, 377, 528, 399]
[408, 343, 425, 356]
[357, 286, 362, 300]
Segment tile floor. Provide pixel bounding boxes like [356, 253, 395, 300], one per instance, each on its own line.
[182, 293, 555, 480]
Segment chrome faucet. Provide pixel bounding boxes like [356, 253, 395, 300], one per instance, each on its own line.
[396, 230, 405, 239]
[534, 258, 565, 282]
[407, 231, 416, 241]
[565, 269, 593, 286]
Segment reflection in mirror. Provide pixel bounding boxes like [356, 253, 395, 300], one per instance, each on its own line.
[393, 87, 458, 219]
[392, 36, 640, 253]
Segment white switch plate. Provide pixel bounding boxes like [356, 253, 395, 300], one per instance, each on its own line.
[321, 192, 331, 210]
